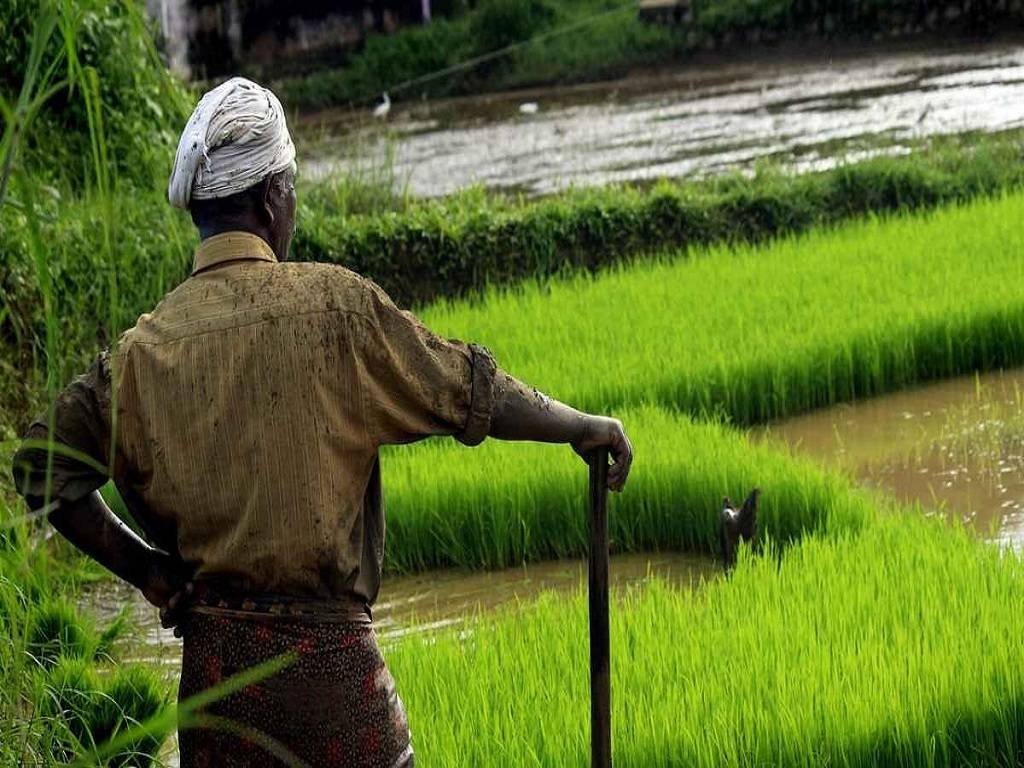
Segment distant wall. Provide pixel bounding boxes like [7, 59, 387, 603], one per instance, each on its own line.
[146, 0, 428, 81]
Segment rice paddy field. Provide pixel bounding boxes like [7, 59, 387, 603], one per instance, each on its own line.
[379, 190, 1024, 569]
[9, 5, 1024, 766]
[418, 191, 1024, 424]
[359, 190, 1024, 766]
[389, 519, 1024, 767]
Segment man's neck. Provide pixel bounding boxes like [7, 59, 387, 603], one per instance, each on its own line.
[197, 221, 278, 259]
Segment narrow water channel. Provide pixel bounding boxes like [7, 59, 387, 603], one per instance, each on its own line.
[80, 550, 716, 673]
[756, 367, 1024, 546]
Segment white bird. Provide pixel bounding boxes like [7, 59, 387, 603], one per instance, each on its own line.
[373, 92, 391, 120]
[519, 101, 539, 115]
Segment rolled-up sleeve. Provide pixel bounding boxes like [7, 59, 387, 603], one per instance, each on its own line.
[357, 280, 498, 447]
[10, 351, 113, 509]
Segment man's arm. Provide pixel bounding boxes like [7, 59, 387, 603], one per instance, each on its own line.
[486, 371, 633, 492]
[38, 491, 188, 611]
[356, 278, 633, 490]
[12, 351, 193, 630]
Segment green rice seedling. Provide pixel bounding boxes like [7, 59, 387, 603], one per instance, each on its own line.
[381, 404, 875, 572]
[26, 598, 94, 669]
[386, 515, 1024, 767]
[419, 190, 1024, 425]
[38, 657, 168, 768]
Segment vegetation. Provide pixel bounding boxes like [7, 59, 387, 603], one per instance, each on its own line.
[1, 3, 181, 762]
[0, 0, 188, 193]
[0, 519, 170, 766]
[418, 189, 1024, 424]
[389, 515, 1024, 766]
[275, 0, 1017, 113]
[297, 132, 1024, 308]
[381, 405, 874, 572]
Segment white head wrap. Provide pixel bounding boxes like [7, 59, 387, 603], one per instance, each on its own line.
[168, 77, 296, 209]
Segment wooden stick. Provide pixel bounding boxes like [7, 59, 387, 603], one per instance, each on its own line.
[588, 447, 611, 768]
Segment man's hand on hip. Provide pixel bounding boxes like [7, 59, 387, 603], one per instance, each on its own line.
[142, 550, 194, 638]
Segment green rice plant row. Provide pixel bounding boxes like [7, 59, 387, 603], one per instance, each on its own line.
[419, 189, 1024, 426]
[387, 515, 1024, 767]
[380, 404, 874, 572]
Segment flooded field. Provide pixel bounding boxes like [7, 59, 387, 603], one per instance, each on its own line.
[759, 367, 1024, 547]
[303, 41, 1024, 197]
[81, 550, 715, 673]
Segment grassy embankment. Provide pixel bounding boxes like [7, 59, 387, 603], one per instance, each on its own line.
[276, 0, 1016, 113]
[8, 129, 1024, 419]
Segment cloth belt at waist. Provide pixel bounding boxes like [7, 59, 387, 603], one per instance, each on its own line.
[187, 580, 372, 625]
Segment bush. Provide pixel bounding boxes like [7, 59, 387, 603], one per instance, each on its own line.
[470, 0, 555, 54]
[0, 0, 189, 192]
[294, 133, 1024, 309]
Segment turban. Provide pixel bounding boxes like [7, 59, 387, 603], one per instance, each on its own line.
[168, 77, 296, 209]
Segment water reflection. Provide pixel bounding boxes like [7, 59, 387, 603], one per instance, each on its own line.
[303, 42, 1024, 196]
[757, 368, 1024, 546]
[80, 550, 716, 674]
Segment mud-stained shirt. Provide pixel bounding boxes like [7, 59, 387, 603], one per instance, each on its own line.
[11, 231, 499, 603]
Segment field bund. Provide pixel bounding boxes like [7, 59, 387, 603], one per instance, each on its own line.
[372, 191, 1024, 765]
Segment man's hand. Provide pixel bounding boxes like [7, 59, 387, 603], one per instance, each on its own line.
[141, 550, 194, 638]
[571, 415, 633, 492]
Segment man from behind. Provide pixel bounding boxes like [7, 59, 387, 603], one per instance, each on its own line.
[11, 77, 632, 767]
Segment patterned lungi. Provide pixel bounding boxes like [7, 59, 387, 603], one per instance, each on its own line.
[177, 584, 414, 768]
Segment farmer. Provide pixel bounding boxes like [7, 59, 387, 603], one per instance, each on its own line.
[11, 77, 632, 767]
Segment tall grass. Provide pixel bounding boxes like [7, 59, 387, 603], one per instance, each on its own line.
[420, 189, 1024, 425]
[1, 3, 177, 763]
[381, 405, 874, 572]
[0, 510, 170, 766]
[388, 515, 1024, 766]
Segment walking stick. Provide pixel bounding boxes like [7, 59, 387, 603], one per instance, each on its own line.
[588, 447, 612, 768]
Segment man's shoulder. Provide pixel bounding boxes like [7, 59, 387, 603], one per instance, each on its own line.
[272, 261, 377, 315]
[122, 261, 380, 345]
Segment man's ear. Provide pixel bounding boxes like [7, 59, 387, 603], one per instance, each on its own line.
[259, 174, 276, 225]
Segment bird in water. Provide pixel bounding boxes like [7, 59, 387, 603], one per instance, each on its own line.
[373, 92, 391, 120]
[519, 102, 539, 115]
[720, 488, 759, 569]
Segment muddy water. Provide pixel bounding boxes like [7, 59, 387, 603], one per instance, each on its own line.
[757, 367, 1024, 546]
[303, 41, 1024, 197]
[82, 550, 715, 673]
